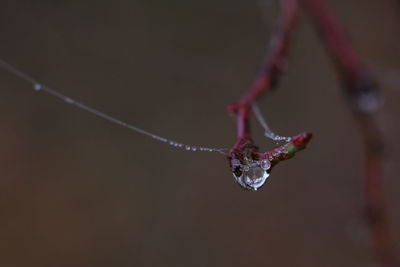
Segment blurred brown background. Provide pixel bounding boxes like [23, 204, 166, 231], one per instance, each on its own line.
[0, 0, 399, 266]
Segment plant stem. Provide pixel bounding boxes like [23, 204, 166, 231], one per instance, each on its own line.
[227, 0, 312, 188]
[301, 0, 395, 265]
[228, 0, 308, 153]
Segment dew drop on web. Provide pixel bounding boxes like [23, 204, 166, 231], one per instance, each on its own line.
[33, 83, 41, 91]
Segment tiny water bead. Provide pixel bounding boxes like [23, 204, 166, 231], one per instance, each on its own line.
[160, 140, 225, 153]
[354, 90, 381, 114]
[260, 159, 271, 170]
[33, 83, 41, 91]
[0, 58, 229, 159]
[252, 103, 291, 142]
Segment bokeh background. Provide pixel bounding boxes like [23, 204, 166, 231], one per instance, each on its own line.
[0, 0, 399, 266]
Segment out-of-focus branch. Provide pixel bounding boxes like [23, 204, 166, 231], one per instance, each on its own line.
[301, 0, 395, 265]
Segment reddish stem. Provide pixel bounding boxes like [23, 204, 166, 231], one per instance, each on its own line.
[229, 0, 306, 149]
[256, 132, 313, 165]
[301, 0, 395, 265]
[227, 0, 312, 189]
[300, 0, 365, 81]
[239, 0, 297, 107]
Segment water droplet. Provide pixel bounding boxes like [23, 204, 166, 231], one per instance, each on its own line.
[355, 91, 381, 114]
[231, 159, 241, 168]
[260, 159, 271, 170]
[233, 164, 269, 191]
[244, 166, 269, 190]
[33, 84, 41, 91]
[185, 145, 191, 151]
[169, 141, 175, 145]
[191, 147, 197, 151]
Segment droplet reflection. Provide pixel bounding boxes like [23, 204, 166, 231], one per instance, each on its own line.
[232, 161, 270, 191]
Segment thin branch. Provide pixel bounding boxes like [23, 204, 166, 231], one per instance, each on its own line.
[227, 0, 312, 190]
[301, 0, 395, 265]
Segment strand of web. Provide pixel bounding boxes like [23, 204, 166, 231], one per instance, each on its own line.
[253, 1, 291, 142]
[0, 58, 228, 155]
[251, 103, 291, 142]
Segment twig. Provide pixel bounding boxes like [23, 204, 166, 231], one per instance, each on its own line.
[227, 0, 312, 191]
[301, 0, 395, 265]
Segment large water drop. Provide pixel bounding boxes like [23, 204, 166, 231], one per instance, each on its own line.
[233, 164, 270, 191]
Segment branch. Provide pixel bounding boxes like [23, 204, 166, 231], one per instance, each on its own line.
[301, 0, 395, 265]
[227, 0, 312, 191]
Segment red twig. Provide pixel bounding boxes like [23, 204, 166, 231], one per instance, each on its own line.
[227, 0, 312, 191]
[235, 0, 298, 141]
[227, 0, 395, 264]
[301, 0, 395, 265]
